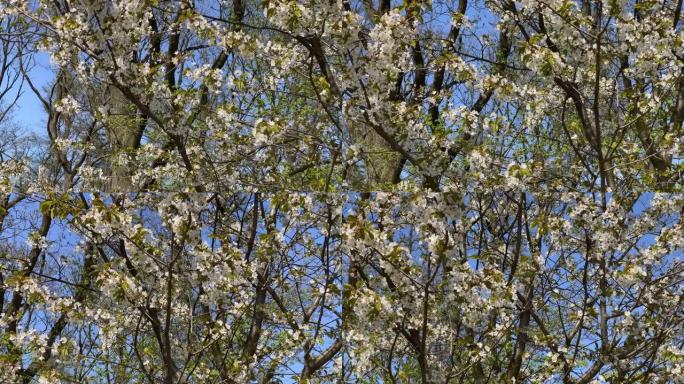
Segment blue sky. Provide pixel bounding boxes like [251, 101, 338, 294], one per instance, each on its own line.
[14, 52, 53, 136]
